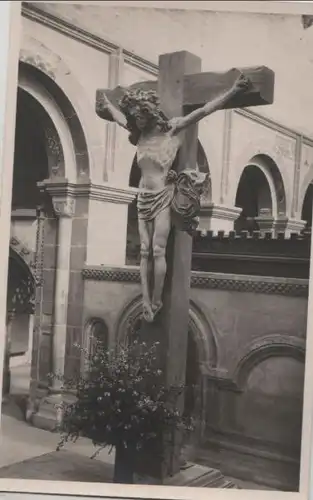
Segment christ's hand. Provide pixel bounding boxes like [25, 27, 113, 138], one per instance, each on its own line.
[232, 73, 251, 93]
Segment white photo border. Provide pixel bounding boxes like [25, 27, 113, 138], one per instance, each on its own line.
[0, 2, 313, 499]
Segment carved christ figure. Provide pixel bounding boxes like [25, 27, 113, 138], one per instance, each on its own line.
[97, 73, 250, 322]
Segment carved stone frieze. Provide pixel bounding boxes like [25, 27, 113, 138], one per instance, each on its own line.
[82, 266, 308, 297]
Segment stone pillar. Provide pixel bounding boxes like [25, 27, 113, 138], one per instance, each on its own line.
[50, 197, 75, 388]
[199, 202, 242, 232]
[32, 191, 74, 430]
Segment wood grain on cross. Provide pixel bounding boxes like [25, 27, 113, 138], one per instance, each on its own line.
[96, 51, 274, 481]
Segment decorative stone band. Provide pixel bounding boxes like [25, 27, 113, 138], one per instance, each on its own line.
[82, 266, 308, 297]
[39, 178, 137, 206]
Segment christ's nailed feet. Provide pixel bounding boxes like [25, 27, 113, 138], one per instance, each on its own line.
[142, 301, 154, 323]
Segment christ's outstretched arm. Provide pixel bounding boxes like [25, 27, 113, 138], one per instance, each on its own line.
[169, 73, 251, 134]
[96, 92, 128, 129]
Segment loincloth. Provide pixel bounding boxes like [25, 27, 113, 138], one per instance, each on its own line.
[137, 184, 174, 222]
[137, 169, 208, 234]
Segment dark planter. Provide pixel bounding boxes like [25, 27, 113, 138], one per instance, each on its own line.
[113, 443, 135, 484]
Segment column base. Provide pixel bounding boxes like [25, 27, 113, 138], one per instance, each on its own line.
[273, 217, 306, 236]
[28, 389, 76, 431]
[254, 216, 307, 236]
[199, 203, 242, 232]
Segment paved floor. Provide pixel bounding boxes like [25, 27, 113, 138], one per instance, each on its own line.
[0, 407, 116, 471]
[0, 361, 266, 489]
[1, 361, 116, 474]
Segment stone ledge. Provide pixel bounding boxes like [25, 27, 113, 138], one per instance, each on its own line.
[82, 266, 308, 297]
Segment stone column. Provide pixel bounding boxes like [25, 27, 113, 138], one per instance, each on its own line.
[32, 193, 74, 430]
[50, 197, 75, 389]
[199, 202, 242, 232]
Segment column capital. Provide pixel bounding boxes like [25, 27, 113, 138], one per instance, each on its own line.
[52, 198, 75, 218]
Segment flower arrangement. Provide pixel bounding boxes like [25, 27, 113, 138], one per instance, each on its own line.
[52, 326, 194, 484]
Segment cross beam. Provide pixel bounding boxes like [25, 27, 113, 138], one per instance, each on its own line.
[96, 61, 274, 121]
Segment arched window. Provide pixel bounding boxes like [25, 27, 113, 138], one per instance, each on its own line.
[85, 318, 109, 360]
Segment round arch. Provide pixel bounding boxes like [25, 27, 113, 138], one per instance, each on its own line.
[114, 294, 218, 437]
[18, 63, 82, 182]
[19, 34, 103, 181]
[301, 183, 313, 229]
[114, 294, 218, 368]
[16, 86, 66, 181]
[84, 317, 109, 356]
[230, 148, 287, 215]
[234, 154, 286, 232]
[233, 334, 305, 390]
[9, 236, 35, 274]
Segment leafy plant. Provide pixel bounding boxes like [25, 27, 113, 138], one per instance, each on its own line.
[51, 326, 194, 483]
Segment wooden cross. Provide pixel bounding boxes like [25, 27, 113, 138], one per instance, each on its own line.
[96, 51, 274, 482]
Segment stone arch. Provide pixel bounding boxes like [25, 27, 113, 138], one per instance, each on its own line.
[234, 334, 305, 390]
[19, 34, 103, 181]
[234, 154, 286, 232]
[115, 295, 217, 442]
[18, 63, 82, 182]
[84, 317, 109, 348]
[230, 143, 287, 213]
[126, 139, 211, 264]
[233, 334, 305, 468]
[299, 164, 313, 226]
[6, 246, 36, 368]
[83, 317, 109, 368]
[300, 182, 313, 229]
[115, 294, 217, 364]
[9, 236, 35, 274]
[15, 86, 65, 185]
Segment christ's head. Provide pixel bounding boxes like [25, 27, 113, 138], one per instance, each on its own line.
[118, 89, 170, 144]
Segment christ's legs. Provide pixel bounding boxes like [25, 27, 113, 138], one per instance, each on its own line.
[138, 218, 154, 322]
[152, 207, 171, 315]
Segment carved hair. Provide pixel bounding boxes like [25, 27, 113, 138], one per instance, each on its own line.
[118, 89, 170, 145]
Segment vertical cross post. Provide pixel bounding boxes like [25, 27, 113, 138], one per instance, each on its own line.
[137, 51, 202, 482]
[158, 51, 201, 391]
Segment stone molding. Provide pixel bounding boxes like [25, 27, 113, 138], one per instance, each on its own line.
[233, 334, 305, 389]
[39, 178, 137, 206]
[76, 183, 137, 205]
[200, 202, 242, 221]
[82, 266, 308, 297]
[22, 3, 158, 77]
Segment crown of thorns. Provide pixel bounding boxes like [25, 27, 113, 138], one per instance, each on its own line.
[118, 88, 162, 115]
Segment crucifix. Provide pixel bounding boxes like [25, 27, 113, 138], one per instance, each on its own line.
[96, 51, 274, 481]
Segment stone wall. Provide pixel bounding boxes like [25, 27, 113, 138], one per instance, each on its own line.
[81, 266, 307, 490]
[21, 3, 313, 229]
